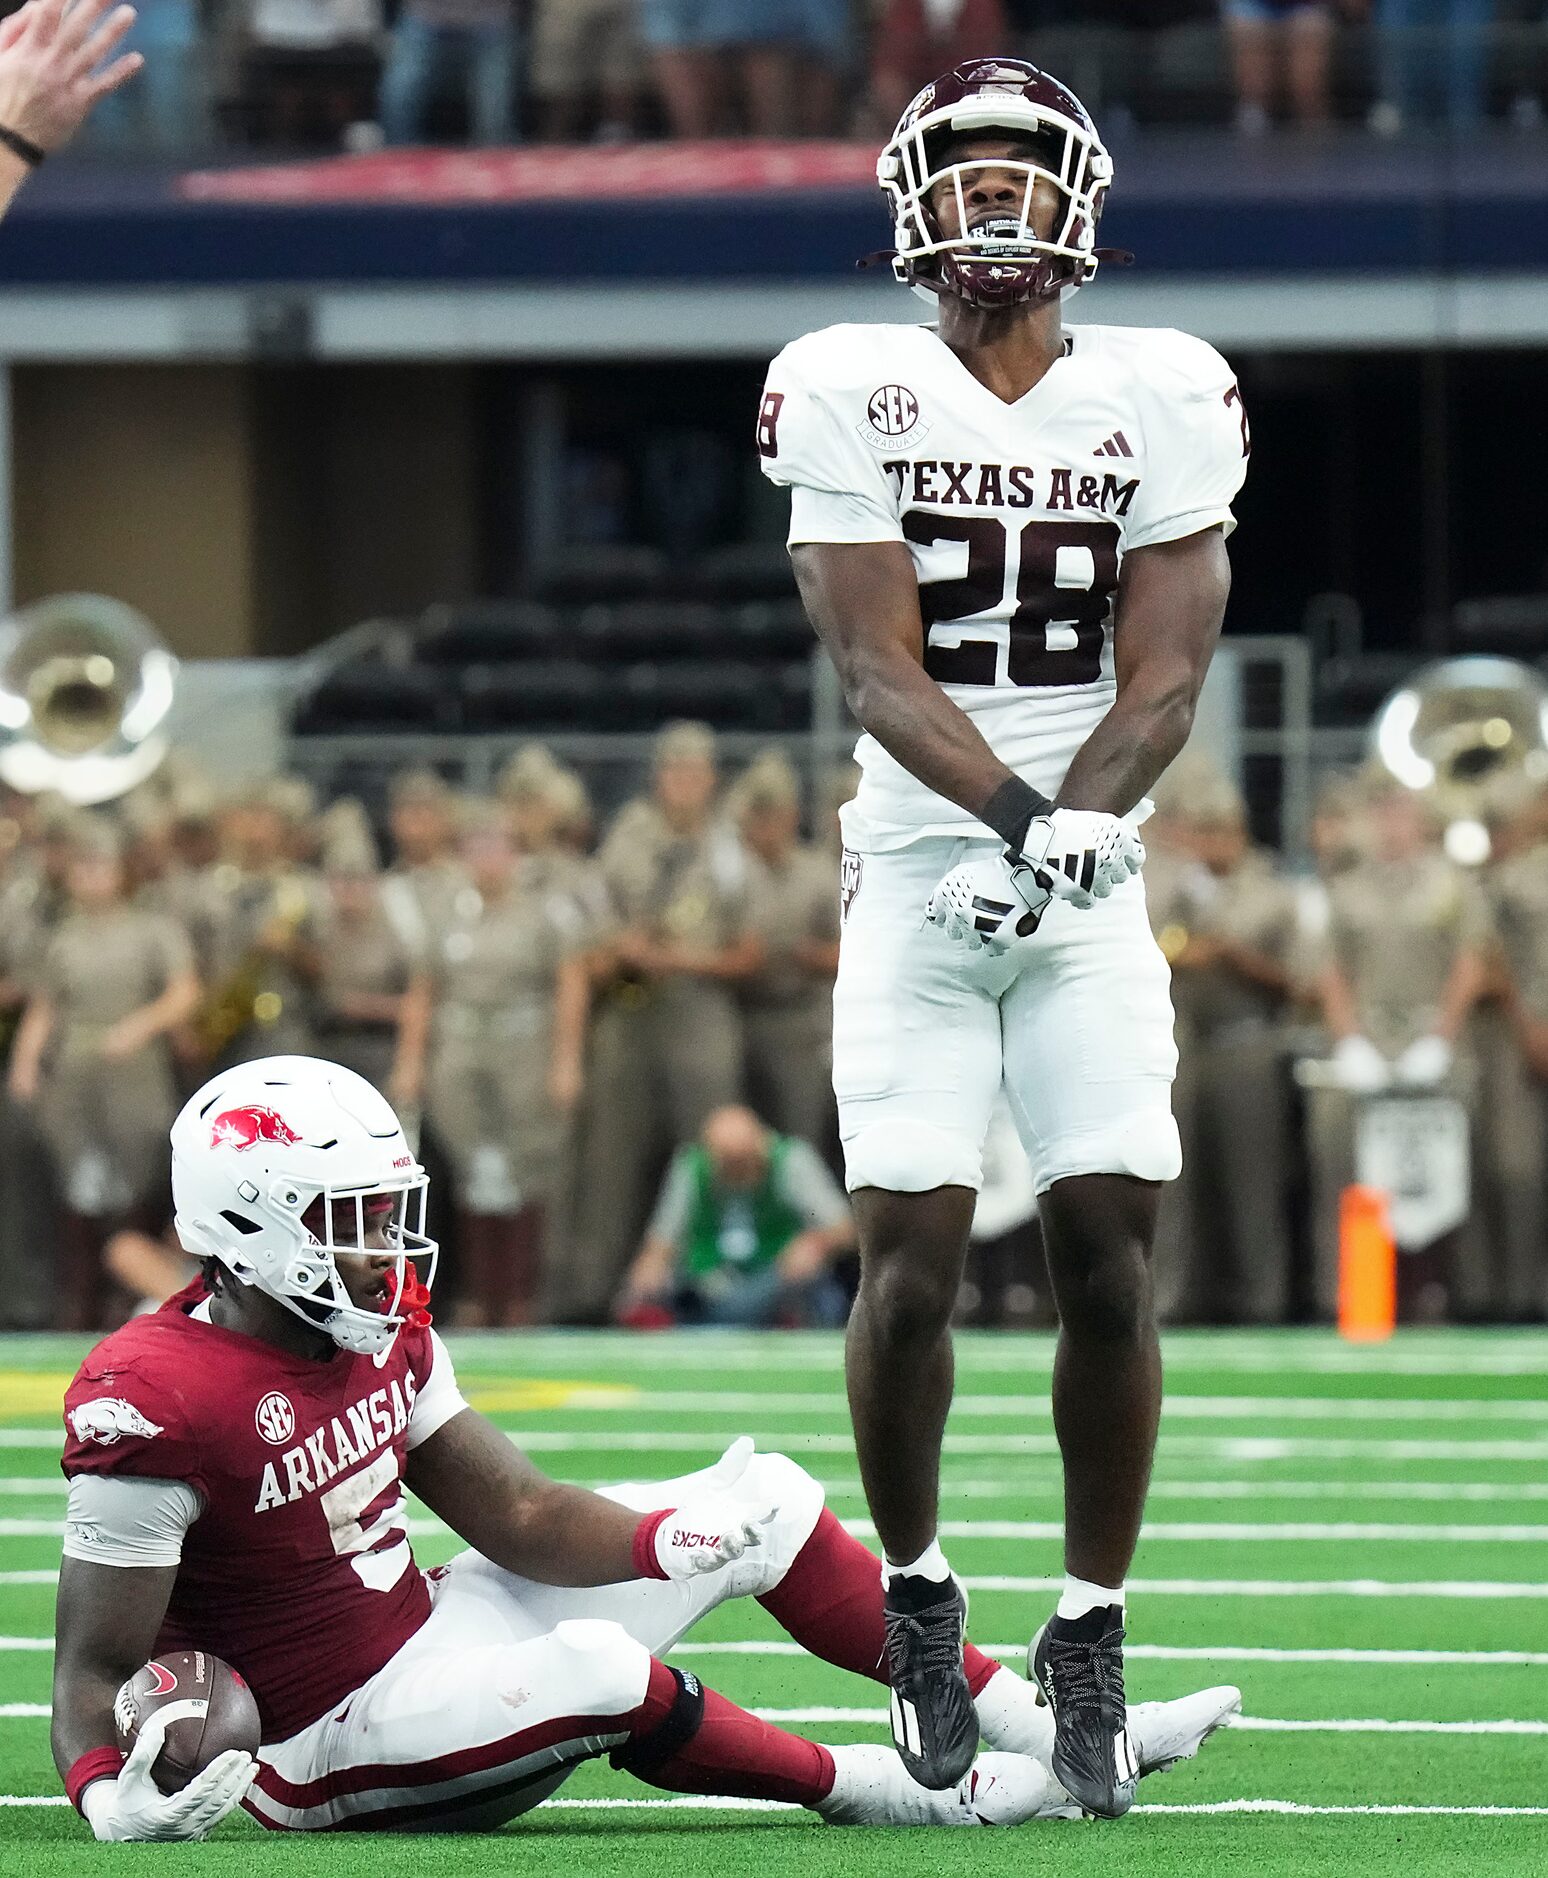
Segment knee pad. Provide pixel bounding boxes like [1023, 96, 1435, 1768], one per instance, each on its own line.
[843, 1118, 983, 1194]
[549, 1618, 652, 1714]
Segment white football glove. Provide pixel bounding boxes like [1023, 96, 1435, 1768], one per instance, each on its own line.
[1394, 1033, 1453, 1088]
[1021, 808, 1145, 910]
[925, 847, 1053, 954]
[82, 1716, 256, 1843]
[651, 1473, 778, 1581]
[1331, 1034, 1391, 1095]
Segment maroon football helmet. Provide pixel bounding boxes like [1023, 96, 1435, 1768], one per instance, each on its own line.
[877, 57, 1114, 309]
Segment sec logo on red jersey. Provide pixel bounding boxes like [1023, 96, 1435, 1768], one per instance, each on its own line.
[255, 1393, 296, 1445]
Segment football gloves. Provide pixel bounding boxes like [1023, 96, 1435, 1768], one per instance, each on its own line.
[925, 808, 1145, 954]
[1021, 808, 1145, 911]
[926, 848, 1053, 953]
[1330, 1035, 1391, 1095]
[82, 1716, 256, 1843]
[650, 1436, 778, 1581]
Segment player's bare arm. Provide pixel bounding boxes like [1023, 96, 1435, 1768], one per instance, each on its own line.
[0, 0, 143, 216]
[406, 1407, 759, 1587]
[792, 537, 1023, 829]
[1056, 525, 1232, 817]
[51, 1554, 174, 1777]
[53, 1553, 254, 1840]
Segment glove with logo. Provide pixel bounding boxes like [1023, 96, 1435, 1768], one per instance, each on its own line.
[926, 847, 1053, 953]
[1021, 807, 1145, 910]
[82, 1716, 256, 1843]
[636, 1437, 778, 1582]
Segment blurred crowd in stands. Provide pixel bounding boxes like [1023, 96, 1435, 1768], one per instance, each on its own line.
[0, 726, 1545, 1334]
[33, 0, 1548, 156]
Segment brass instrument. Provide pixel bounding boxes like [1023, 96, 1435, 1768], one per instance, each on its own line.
[1370, 656, 1548, 865]
[195, 876, 312, 1060]
[0, 594, 177, 805]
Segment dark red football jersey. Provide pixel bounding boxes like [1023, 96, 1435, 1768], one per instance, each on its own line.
[62, 1282, 437, 1743]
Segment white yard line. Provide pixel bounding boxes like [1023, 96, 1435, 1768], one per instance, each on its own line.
[502, 1432, 1548, 1463]
[5, 1702, 1541, 1736]
[461, 1391, 1548, 1423]
[2, 1635, 1542, 1667]
[11, 1426, 1548, 1463]
[11, 1513, 1546, 1544]
[3, 1791, 1548, 1816]
[960, 1576, 1548, 1598]
[667, 1641, 1548, 1667]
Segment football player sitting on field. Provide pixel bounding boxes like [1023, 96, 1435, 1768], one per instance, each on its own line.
[53, 1056, 1237, 1840]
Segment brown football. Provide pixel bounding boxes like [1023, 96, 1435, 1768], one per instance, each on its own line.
[113, 1650, 261, 1796]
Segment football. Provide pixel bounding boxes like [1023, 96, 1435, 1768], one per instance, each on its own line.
[113, 1650, 261, 1795]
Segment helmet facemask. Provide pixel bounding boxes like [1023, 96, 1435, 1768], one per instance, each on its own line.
[881, 106, 1113, 310]
[205, 1173, 438, 1358]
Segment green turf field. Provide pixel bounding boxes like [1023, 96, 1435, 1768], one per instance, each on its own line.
[3, 1326, 1547, 1876]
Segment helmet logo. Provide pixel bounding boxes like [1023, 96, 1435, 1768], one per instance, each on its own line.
[255, 1392, 296, 1445]
[211, 1105, 303, 1152]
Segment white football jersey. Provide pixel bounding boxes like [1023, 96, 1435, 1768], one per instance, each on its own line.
[758, 321, 1250, 848]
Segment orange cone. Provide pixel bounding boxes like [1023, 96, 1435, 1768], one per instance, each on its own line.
[1338, 1185, 1396, 1342]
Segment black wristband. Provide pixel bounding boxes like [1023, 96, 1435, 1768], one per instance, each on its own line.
[981, 776, 1055, 854]
[0, 125, 45, 167]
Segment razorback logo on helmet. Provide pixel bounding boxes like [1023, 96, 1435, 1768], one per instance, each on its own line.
[210, 1105, 304, 1151]
[68, 1398, 165, 1447]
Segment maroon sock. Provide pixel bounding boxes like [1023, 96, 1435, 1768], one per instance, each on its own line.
[626, 1660, 835, 1806]
[758, 1508, 1001, 1697]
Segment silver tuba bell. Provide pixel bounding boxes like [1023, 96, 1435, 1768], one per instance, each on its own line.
[0, 594, 178, 805]
[1370, 655, 1548, 864]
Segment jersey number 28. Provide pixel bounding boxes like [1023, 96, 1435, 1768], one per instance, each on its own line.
[904, 513, 1120, 690]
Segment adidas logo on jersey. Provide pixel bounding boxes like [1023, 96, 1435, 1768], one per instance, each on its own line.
[1094, 431, 1133, 458]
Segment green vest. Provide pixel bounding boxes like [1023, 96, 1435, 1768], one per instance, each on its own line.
[682, 1138, 804, 1280]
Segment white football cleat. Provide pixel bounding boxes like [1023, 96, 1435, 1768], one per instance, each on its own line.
[1129, 1684, 1242, 1776]
[817, 1744, 1079, 1827]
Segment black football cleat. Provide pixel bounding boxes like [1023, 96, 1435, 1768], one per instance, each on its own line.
[1029, 1605, 1138, 1819]
[881, 1571, 980, 1790]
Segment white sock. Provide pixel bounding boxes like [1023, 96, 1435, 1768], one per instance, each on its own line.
[1056, 1574, 1125, 1621]
[881, 1538, 951, 1584]
[974, 1664, 1053, 1759]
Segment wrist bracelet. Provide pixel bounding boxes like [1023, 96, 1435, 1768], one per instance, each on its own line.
[0, 124, 46, 167]
[982, 776, 1054, 855]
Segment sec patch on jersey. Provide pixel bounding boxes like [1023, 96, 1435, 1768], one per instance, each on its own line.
[114, 1651, 261, 1795]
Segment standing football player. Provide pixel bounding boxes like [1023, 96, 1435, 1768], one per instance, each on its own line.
[52, 1056, 1237, 1839]
[757, 58, 1249, 1816]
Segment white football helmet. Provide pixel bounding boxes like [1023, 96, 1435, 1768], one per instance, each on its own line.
[171, 1055, 437, 1357]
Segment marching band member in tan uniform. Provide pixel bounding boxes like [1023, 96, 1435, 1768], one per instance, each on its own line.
[196, 781, 327, 1068]
[383, 767, 468, 948]
[401, 802, 588, 1326]
[312, 803, 425, 1102]
[732, 753, 840, 1152]
[1145, 773, 1302, 1323]
[1476, 782, 1548, 1317]
[1307, 774, 1489, 1318]
[564, 722, 758, 1320]
[6, 817, 200, 1328]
